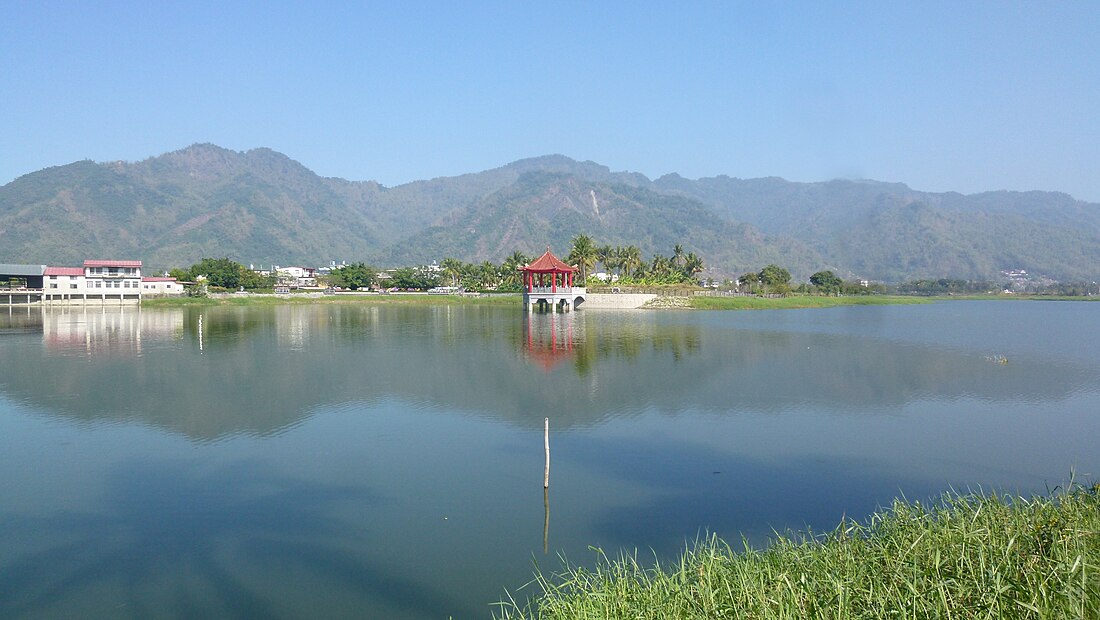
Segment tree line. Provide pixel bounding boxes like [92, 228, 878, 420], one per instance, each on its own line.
[168, 258, 273, 290]
[566, 235, 704, 286]
[170, 256, 1093, 298]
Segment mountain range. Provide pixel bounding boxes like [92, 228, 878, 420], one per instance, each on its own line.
[2, 143, 1098, 282]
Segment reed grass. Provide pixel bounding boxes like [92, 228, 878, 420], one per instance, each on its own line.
[497, 484, 1100, 619]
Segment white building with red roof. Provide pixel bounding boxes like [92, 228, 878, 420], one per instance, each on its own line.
[43, 266, 86, 298]
[141, 276, 183, 296]
[41, 260, 144, 303]
[82, 259, 142, 301]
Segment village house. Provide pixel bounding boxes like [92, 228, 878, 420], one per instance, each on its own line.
[141, 276, 184, 296]
[275, 266, 317, 288]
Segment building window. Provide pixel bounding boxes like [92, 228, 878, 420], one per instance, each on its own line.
[95, 281, 102, 288]
[49, 283, 57, 289]
[49, 275, 57, 280]
[70, 284, 78, 289]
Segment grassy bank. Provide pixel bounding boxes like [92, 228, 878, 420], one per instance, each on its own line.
[498, 485, 1100, 619]
[141, 293, 521, 308]
[690, 294, 930, 310]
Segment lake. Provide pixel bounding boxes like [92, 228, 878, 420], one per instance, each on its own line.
[1, 300, 1097, 618]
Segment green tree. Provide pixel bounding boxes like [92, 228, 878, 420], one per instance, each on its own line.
[650, 254, 673, 281]
[190, 257, 246, 289]
[672, 244, 686, 269]
[567, 234, 597, 285]
[500, 251, 529, 290]
[331, 263, 376, 290]
[595, 245, 614, 278]
[168, 267, 191, 282]
[477, 261, 500, 289]
[810, 270, 843, 295]
[683, 252, 704, 279]
[758, 264, 791, 288]
[619, 245, 642, 279]
[440, 257, 463, 288]
[238, 267, 273, 290]
[389, 266, 440, 290]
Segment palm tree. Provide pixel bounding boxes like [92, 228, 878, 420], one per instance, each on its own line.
[479, 261, 499, 289]
[684, 252, 704, 281]
[595, 245, 613, 280]
[650, 254, 673, 281]
[500, 251, 530, 289]
[672, 244, 686, 269]
[619, 245, 642, 280]
[567, 234, 597, 285]
[441, 257, 463, 288]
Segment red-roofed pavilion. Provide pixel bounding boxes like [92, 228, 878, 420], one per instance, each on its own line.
[520, 248, 586, 312]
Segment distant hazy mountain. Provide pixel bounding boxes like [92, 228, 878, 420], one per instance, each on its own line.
[2, 143, 1098, 281]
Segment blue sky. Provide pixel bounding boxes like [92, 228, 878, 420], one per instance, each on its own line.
[2, 2, 1098, 200]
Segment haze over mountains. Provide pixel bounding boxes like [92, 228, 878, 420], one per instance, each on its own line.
[2, 143, 1098, 282]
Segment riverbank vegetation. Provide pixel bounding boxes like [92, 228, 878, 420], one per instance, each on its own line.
[568, 235, 705, 286]
[690, 294, 929, 310]
[497, 484, 1100, 619]
[163, 253, 1099, 301]
[140, 293, 520, 308]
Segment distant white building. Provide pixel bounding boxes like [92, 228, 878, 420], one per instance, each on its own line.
[141, 276, 184, 296]
[275, 266, 317, 287]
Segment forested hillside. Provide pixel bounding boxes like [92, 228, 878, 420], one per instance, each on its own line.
[2, 144, 1098, 281]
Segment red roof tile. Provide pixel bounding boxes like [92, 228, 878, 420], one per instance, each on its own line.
[84, 259, 142, 268]
[45, 266, 85, 276]
[521, 249, 576, 273]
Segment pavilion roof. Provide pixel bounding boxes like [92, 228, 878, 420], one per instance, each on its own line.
[520, 248, 576, 273]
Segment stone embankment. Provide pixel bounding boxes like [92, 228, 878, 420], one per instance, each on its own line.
[582, 293, 657, 309]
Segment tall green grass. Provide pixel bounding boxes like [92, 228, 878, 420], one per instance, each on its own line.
[498, 484, 1100, 619]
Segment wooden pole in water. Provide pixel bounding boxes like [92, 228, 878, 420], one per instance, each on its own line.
[543, 417, 550, 488]
[543, 487, 550, 553]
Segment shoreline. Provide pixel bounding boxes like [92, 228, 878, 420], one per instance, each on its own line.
[136, 292, 1099, 310]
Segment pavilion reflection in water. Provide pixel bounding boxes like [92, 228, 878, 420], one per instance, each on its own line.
[523, 312, 584, 371]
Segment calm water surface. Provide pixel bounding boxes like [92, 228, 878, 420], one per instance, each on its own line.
[1, 301, 1097, 618]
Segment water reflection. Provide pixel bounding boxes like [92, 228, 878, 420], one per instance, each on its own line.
[523, 313, 579, 372]
[3, 302, 1100, 618]
[0, 457, 465, 618]
[0, 305, 43, 334]
[520, 311, 702, 376]
[0, 305, 1097, 440]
